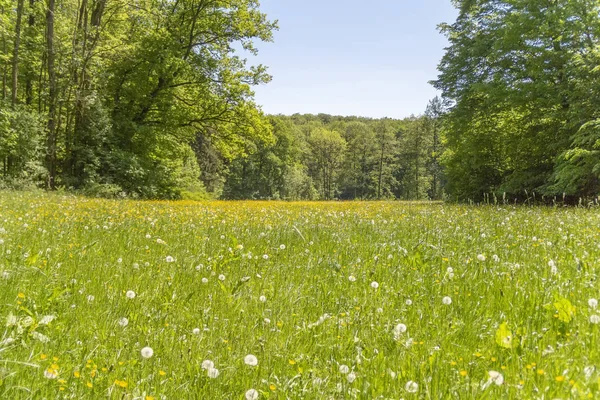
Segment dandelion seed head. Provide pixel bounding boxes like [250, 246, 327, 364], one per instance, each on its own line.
[140, 346, 153, 359]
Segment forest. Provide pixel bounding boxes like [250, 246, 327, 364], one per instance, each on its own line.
[2, 0, 600, 201]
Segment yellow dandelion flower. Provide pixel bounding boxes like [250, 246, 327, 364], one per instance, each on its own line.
[86, 382, 93, 388]
[460, 370, 468, 377]
[269, 384, 276, 391]
[74, 371, 81, 378]
[288, 359, 296, 365]
[537, 369, 545, 375]
[555, 376, 565, 382]
[159, 370, 166, 376]
[40, 354, 47, 360]
[17, 293, 25, 299]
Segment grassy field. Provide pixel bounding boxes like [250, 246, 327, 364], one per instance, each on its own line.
[1, 193, 599, 399]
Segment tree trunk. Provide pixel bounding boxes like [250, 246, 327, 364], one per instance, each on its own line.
[25, 0, 35, 105]
[11, 0, 25, 106]
[46, 0, 57, 189]
[378, 146, 383, 199]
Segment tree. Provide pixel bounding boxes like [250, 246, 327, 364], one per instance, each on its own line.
[307, 128, 346, 200]
[433, 0, 600, 200]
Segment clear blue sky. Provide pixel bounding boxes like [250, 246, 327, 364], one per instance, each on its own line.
[248, 0, 458, 119]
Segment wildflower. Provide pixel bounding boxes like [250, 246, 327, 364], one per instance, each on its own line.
[207, 367, 219, 378]
[126, 290, 136, 299]
[477, 254, 486, 262]
[339, 364, 350, 374]
[460, 370, 468, 377]
[370, 281, 379, 289]
[118, 317, 129, 327]
[218, 274, 225, 281]
[347, 372, 356, 383]
[589, 298, 598, 309]
[245, 389, 259, 400]
[279, 244, 286, 250]
[244, 354, 258, 367]
[44, 369, 58, 379]
[262, 254, 269, 260]
[348, 275, 356, 282]
[166, 256, 174, 263]
[201, 360, 214, 370]
[405, 380, 418, 393]
[393, 323, 407, 340]
[192, 328, 200, 335]
[405, 299, 413, 306]
[442, 296, 452, 305]
[201, 278, 208, 284]
[141, 347, 154, 359]
[259, 295, 267, 303]
[488, 370, 504, 385]
[590, 315, 600, 324]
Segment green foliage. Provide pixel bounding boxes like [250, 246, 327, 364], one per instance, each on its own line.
[0, 0, 277, 199]
[434, 0, 600, 201]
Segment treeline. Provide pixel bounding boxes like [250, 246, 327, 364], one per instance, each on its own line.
[1, 0, 276, 198]
[5, 0, 600, 202]
[219, 105, 445, 200]
[0, 0, 446, 201]
[434, 0, 600, 201]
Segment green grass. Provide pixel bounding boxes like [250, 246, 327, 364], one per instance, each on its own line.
[1, 192, 599, 399]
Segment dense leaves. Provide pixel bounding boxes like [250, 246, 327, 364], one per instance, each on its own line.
[0, 0, 276, 197]
[434, 0, 600, 201]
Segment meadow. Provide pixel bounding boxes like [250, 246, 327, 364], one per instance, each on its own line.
[0, 192, 599, 399]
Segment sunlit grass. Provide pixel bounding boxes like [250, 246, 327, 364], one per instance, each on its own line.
[0, 192, 599, 398]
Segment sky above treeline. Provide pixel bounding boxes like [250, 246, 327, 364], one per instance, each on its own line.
[249, 0, 458, 119]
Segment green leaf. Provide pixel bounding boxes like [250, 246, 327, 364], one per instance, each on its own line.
[495, 322, 517, 349]
[545, 295, 575, 323]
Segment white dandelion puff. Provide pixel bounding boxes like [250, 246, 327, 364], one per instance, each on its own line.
[370, 281, 379, 289]
[245, 389, 259, 400]
[590, 315, 600, 324]
[201, 360, 214, 370]
[589, 298, 598, 309]
[207, 367, 220, 378]
[347, 372, 356, 383]
[405, 380, 418, 393]
[393, 323, 407, 340]
[477, 254, 486, 262]
[442, 296, 452, 305]
[140, 346, 154, 359]
[339, 364, 350, 374]
[118, 317, 129, 327]
[244, 354, 258, 367]
[488, 370, 504, 385]
[126, 290, 136, 299]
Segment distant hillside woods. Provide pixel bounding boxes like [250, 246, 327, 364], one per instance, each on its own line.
[218, 109, 446, 200]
